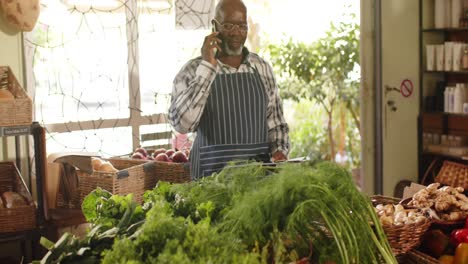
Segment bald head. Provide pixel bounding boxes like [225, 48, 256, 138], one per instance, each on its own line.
[215, 0, 247, 22]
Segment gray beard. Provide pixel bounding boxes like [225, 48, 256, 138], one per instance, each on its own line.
[223, 42, 243, 56]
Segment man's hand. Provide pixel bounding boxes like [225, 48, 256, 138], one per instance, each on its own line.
[202, 32, 222, 66]
[271, 151, 287, 163]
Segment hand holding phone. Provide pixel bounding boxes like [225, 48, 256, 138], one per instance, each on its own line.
[212, 20, 218, 56]
[201, 21, 222, 66]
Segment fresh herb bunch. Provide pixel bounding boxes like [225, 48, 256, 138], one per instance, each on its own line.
[141, 161, 397, 263]
[34, 188, 145, 264]
[102, 200, 260, 264]
[82, 188, 145, 228]
[143, 162, 271, 223]
[35, 161, 397, 264]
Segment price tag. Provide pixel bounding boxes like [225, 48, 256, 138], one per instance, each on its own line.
[0, 126, 31, 136]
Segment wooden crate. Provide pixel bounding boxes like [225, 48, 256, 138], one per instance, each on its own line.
[0, 66, 32, 126]
[0, 162, 36, 233]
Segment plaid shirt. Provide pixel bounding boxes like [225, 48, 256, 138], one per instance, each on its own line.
[169, 49, 290, 156]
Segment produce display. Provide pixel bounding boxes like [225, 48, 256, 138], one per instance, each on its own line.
[131, 147, 189, 163]
[0, 191, 28, 208]
[419, 225, 468, 263]
[374, 203, 427, 226]
[408, 183, 468, 221]
[34, 161, 397, 264]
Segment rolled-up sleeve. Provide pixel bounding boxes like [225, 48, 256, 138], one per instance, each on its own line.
[169, 59, 217, 133]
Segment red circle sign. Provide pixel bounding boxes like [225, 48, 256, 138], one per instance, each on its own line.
[400, 79, 413, 98]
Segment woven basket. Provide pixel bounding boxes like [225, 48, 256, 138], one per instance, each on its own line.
[107, 157, 149, 168]
[0, 66, 32, 126]
[77, 160, 190, 204]
[77, 159, 150, 204]
[435, 160, 468, 189]
[371, 195, 431, 256]
[371, 195, 400, 205]
[152, 161, 191, 184]
[401, 249, 438, 264]
[0, 162, 36, 233]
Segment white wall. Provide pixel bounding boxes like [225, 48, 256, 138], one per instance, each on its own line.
[381, 0, 420, 196]
[360, 0, 420, 196]
[0, 16, 23, 89]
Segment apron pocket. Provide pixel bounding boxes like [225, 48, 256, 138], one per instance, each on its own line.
[199, 142, 270, 177]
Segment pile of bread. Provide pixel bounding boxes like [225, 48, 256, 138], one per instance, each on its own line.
[91, 157, 118, 173]
[0, 191, 30, 208]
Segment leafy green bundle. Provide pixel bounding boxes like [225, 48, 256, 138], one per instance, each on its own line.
[218, 162, 395, 263]
[104, 161, 396, 263]
[35, 161, 397, 263]
[34, 189, 145, 264]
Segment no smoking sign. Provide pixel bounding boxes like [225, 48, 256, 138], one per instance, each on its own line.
[400, 79, 413, 98]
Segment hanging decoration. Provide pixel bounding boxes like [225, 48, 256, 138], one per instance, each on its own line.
[175, 0, 214, 30]
[0, 0, 40, 31]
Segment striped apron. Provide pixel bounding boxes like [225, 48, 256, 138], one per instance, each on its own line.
[190, 70, 270, 179]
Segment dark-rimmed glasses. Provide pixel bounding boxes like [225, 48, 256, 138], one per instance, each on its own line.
[213, 19, 248, 34]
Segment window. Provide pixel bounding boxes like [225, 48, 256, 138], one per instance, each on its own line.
[24, 0, 213, 156]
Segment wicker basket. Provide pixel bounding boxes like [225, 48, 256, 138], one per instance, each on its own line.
[152, 161, 191, 184]
[371, 195, 431, 256]
[435, 160, 468, 189]
[371, 195, 400, 205]
[106, 157, 149, 168]
[402, 249, 439, 264]
[0, 66, 32, 126]
[77, 159, 190, 204]
[77, 159, 150, 204]
[0, 162, 36, 233]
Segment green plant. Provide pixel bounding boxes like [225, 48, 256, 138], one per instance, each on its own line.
[265, 8, 360, 167]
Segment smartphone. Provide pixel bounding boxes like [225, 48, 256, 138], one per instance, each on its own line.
[211, 20, 217, 34]
[211, 20, 218, 57]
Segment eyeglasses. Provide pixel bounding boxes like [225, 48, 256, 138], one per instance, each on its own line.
[213, 19, 248, 33]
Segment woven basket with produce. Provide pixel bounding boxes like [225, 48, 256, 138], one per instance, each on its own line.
[404, 183, 468, 225]
[0, 162, 36, 233]
[372, 195, 431, 255]
[399, 182, 468, 262]
[78, 148, 190, 205]
[0, 66, 33, 126]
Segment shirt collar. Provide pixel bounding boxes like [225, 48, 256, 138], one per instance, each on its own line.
[241, 47, 252, 65]
[216, 47, 253, 70]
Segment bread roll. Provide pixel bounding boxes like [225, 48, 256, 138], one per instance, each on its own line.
[98, 162, 118, 173]
[0, 0, 40, 32]
[0, 89, 14, 99]
[91, 157, 104, 171]
[0, 197, 4, 208]
[2, 192, 27, 208]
